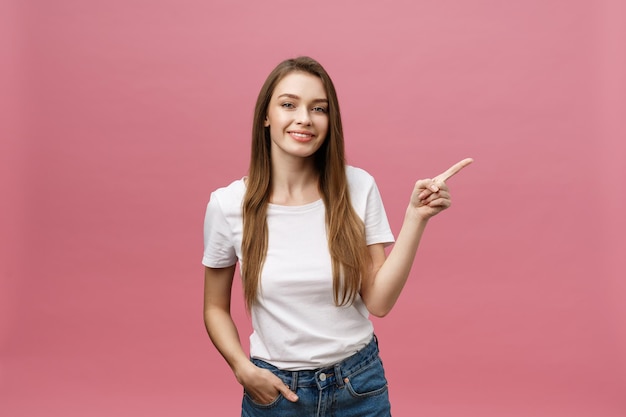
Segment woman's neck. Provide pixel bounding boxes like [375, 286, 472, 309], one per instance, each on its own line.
[270, 159, 320, 206]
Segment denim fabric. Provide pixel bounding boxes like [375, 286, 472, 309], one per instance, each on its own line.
[241, 336, 391, 417]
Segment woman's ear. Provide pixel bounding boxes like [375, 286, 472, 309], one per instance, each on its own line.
[264, 117, 270, 127]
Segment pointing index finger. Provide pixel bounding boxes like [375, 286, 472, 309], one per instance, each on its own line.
[434, 158, 474, 182]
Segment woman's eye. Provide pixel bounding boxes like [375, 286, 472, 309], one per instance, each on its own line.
[312, 106, 327, 113]
[281, 102, 295, 109]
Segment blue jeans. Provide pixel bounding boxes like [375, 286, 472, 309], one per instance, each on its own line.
[241, 336, 391, 417]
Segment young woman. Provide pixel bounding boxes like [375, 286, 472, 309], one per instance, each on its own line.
[203, 56, 472, 417]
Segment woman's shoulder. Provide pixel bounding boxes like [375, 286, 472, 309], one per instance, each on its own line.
[345, 165, 376, 187]
[345, 165, 379, 205]
[208, 177, 246, 210]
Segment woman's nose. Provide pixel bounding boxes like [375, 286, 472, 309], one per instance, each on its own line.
[295, 108, 312, 125]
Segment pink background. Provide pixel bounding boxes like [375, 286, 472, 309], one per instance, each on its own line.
[2, 1, 625, 416]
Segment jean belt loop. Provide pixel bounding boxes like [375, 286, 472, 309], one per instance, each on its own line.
[334, 363, 344, 388]
[290, 371, 298, 391]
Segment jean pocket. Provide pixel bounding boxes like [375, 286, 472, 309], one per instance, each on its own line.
[243, 390, 285, 409]
[344, 357, 388, 398]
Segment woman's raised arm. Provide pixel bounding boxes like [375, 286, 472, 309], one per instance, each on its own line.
[360, 158, 473, 317]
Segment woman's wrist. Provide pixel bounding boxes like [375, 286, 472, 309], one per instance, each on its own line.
[232, 358, 257, 385]
[405, 205, 430, 224]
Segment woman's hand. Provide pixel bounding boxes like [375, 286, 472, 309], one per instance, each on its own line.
[236, 362, 299, 404]
[409, 158, 473, 220]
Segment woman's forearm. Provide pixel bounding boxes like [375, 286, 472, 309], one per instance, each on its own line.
[203, 266, 255, 383]
[204, 307, 253, 382]
[364, 206, 428, 317]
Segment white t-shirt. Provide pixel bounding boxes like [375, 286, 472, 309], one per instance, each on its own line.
[203, 166, 395, 370]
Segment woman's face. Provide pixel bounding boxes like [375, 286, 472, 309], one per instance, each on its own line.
[264, 71, 329, 163]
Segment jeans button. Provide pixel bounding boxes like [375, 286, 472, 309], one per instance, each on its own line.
[319, 373, 326, 381]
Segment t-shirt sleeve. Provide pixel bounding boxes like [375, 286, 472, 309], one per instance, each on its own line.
[202, 192, 237, 268]
[364, 179, 395, 246]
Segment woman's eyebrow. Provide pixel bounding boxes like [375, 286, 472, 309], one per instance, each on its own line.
[277, 93, 328, 103]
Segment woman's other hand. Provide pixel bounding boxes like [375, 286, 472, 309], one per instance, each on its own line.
[237, 362, 299, 404]
[409, 158, 473, 220]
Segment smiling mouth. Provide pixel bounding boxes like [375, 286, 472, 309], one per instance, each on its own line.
[289, 131, 315, 141]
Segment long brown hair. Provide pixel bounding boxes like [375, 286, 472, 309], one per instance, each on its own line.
[242, 56, 370, 310]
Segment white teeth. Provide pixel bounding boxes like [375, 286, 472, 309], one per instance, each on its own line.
[292, 132, 311, 138]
